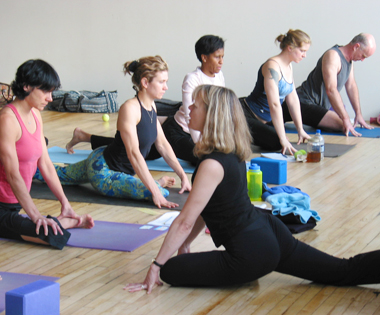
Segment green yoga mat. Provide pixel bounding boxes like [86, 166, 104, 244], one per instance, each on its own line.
[30, 180, 188, 210]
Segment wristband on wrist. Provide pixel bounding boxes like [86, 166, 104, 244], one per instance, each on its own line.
[152, 259, 164, 268]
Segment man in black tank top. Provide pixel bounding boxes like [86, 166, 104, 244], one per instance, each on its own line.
[296, 33, 376, 137]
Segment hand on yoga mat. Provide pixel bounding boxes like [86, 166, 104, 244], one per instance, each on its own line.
[154, 197, 179, 209]
[353, 115, 374, 131]
[343, 118, 362, 137]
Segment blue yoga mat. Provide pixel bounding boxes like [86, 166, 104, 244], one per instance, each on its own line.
[67, 220, 168, 252]
[0, 272, 59, 312]
[285, 123, 380, 138]
[48, 146, 195, 173]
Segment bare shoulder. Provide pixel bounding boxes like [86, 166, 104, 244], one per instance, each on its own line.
[117, 98, 140, 126]
[119, 98, 140, 116]
[262, 59, 281, 79]
[0, 106, 17, 126]
[322, 49, 340, 66]
[0, 106, 20, 140]
[120, 97, 139, 110]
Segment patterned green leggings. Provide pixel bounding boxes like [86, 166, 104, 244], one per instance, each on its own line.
[34, 146, 169, 201]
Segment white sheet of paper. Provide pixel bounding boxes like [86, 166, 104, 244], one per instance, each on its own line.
[260, 153, 296, 163]
[148, 211, 180, 226]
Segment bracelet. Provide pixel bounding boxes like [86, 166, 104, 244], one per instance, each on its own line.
[152, 259, 164, 268]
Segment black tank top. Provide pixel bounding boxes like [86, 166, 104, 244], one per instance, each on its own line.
[193, 152, 260, 247]
[103, 100, 157, 175]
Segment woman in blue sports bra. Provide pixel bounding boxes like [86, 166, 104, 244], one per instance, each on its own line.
[243, 29, 313, 155]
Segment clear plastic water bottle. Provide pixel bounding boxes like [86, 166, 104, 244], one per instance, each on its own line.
[307, 129, 324, 162]
[247, 162, 262, 201]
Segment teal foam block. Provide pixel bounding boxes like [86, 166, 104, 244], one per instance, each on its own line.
[6, 280, 60, 315]
[251, 157, 287, 185]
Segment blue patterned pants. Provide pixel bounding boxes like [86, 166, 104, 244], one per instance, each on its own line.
[35, 146, 169, 201]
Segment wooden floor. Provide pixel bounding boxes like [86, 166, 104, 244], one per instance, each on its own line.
[1, 110, 380, 314]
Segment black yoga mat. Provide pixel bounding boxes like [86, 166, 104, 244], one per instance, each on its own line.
[290, 142, 356, 158]
[30, 180, 188, 210]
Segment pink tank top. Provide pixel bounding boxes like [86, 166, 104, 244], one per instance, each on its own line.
[0, 104, 42, 203]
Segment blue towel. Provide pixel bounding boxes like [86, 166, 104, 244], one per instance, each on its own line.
[266, 192, 321, 224]
[262, 182, 309, 200]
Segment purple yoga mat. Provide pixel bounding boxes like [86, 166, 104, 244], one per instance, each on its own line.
[66, 220, 168, 252]
[0, 272, 59, 312]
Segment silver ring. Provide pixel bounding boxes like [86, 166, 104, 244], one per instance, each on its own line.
[141, 284, 145, 289]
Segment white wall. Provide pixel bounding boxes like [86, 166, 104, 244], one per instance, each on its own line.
[1, 0, 379, 118]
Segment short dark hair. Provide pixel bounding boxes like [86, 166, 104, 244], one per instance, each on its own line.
[195, 35, 225, 62]
[11, 59, 61, 100]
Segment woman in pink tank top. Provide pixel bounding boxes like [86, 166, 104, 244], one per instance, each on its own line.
[0, 59, 94, 249]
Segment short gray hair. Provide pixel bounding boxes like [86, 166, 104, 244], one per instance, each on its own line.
[350, 33, 368, 48]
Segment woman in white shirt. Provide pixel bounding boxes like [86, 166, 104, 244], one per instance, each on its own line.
[162, 35, 225, 165]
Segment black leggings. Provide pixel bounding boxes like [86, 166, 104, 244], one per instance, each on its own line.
[240, 98, 328, 151]
[0, 202, 71, 250]
[160, 117, 198, 165]
[90, 117, 198, 165]
[161, 213, 380, 287]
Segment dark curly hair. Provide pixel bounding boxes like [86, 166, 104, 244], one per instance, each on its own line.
[11, 59, 61, 100]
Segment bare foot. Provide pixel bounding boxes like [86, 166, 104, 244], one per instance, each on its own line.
[66, 127, 91, 154]
[78, 214, 95, 229]
[158, 176, 175, 188]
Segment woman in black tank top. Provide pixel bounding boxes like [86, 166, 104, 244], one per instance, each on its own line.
[126, 85, 380, 293]
[35, 56, 191, 208]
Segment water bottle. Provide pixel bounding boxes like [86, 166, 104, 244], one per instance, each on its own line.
[307, 129, 324, 162]
[247, 162, 262, 201]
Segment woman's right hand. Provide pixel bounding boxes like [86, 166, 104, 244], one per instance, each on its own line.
[33, 215, 63, 236]
[280, 138, 297, 155]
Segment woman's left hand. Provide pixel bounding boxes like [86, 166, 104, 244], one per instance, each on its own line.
[124, 264, 163, 294]
[58, 204, 82, 227]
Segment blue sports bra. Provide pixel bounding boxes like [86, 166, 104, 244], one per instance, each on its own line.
[245, 59, 294, 122]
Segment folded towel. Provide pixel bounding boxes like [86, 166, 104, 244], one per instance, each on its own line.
[266, 192, 321, 224]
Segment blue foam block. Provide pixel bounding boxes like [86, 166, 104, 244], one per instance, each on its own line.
[6, 280, 60, 315]
[251, 157, 287, 185]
